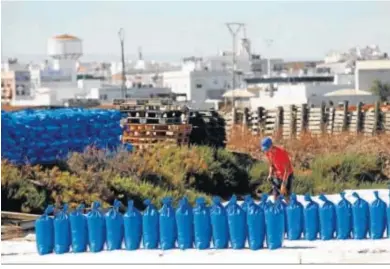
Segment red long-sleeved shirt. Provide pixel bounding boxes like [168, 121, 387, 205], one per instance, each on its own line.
[265, 146, 293, 180]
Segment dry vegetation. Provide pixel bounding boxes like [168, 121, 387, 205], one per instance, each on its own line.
[228, 124, 390, 193]
[228, 125, 390, 172]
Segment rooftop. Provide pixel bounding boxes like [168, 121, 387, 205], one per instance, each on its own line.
[53, 34, 80, 41]
[355, 59, 390, 70]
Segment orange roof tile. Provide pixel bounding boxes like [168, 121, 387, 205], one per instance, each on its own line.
[54, 34, 80, 40]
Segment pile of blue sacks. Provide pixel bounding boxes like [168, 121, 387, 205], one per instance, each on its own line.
[35, 191, 390, 255]
[1, 108, 122, 165]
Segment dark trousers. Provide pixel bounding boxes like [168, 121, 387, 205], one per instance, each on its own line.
[271, 173, 294, 197]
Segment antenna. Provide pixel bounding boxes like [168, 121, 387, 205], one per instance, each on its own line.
[118, 28, 126, 99]
[226, 22, 245, 107]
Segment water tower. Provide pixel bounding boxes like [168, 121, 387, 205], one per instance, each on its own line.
[47, 34, 83, 82]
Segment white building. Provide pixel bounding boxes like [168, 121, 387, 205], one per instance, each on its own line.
[162, 57, 235, 104]
[249, 84, 378, 110]
[89, 85, 171, 104]
[206, 52, 284, 77]
[355, 59, 390, 91]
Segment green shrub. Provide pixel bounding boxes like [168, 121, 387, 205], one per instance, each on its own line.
[1, 161, 46, 213]
[311, 153, 380, 183]
[2, 143, 389, 214]
[109, 176, 211, 210]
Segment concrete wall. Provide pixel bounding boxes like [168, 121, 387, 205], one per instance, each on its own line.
[356, 69, 390, 91]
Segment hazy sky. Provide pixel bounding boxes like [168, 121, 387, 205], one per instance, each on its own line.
[2, 0, 390, 62]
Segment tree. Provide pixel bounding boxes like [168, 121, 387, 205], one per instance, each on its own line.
[369, 80, 390, 102]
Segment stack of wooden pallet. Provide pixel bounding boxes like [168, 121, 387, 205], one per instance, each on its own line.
[119, 99, 192, 149]
[2, 211, 38, 240]
[188, 110, 226, 148]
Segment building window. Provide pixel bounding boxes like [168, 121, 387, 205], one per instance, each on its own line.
[100, 94, 108, 100]
[196, 83, 202, 89]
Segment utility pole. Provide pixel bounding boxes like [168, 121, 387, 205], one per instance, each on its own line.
[264, 38, 274, 77]
[118, 28, 126, 99]
[226, 22, 245, 108]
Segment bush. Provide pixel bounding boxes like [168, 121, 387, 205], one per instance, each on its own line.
[2, 138, 390, 214]
[109, 176, 211, 210]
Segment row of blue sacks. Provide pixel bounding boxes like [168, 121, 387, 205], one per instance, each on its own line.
[35, 191, 390, 255]
[1, 109, 123, 165]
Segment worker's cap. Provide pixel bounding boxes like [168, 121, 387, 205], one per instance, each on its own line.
[261, 136, 273, 152]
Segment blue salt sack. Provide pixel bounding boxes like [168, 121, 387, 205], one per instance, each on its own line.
[226, 195, 246, 249]
[286, 193, 304, 240]
[35, 205, 54, 255]
[318, 194, 336, 240]
[54, 204, 71, 254]
[87, 201, 106, 252]
[352, 192, 370, 239]
[265, 196, 285, 250]
[175, 197, 194, 250]
[303, 194, 320, 241]
[159, 197, 177, 250]
[246, 196, 266, 250]
[210, 196, 229, 249]
[142, 199, 159, 249]
[69, 204, 88, 253]
[105, 199, 124, 250]
[123, 200, 142, 250]
[193, 197, 212, 250]
[336, 192, 353, 240]
[369, 191, 387, 239]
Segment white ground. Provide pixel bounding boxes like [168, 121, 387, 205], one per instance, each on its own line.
[2, 189, 390, 264]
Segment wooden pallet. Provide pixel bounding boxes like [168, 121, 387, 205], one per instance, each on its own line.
[123, 130, 190, 138]
[124, 123, 192, 132]
[120, 104, 189, 112]
[124, 110, 185, 118]
[126, 117, 183, 124]
[1, 211, 39, 240]
[122, 137, 189, 146]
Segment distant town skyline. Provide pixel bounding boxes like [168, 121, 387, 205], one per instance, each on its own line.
[2, 1, 390, 62]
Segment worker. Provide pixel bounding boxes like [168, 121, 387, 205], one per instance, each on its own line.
[261, 136, 294, 203]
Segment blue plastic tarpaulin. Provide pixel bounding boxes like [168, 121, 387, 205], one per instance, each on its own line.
[86, 201, 106, 252]
[69, 204, 88, 253]
[54, 204, 71, 254]
[303, 194, 320, 241]
[193, 197, 212, 250]
[246, 196, 266, 250]
[105, 199, 124, 250]
[142, 199, 159, 249]
[176, 197, 194, 250]
[226, 195, 246, 249]
[369, 191, 387, 239]
[123, 200, 142, 250]
[159, 197, 177, 250]
[210, 196, 229, 249]
[286, 193, 304, 240]
[352, 192, 370, 239]
[318, 194, 336, 240]
[336, 192, 353, 240]
[35, 205, 54, 255]
[1, 109, 122, 165]
[265, 197, 285, 250]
